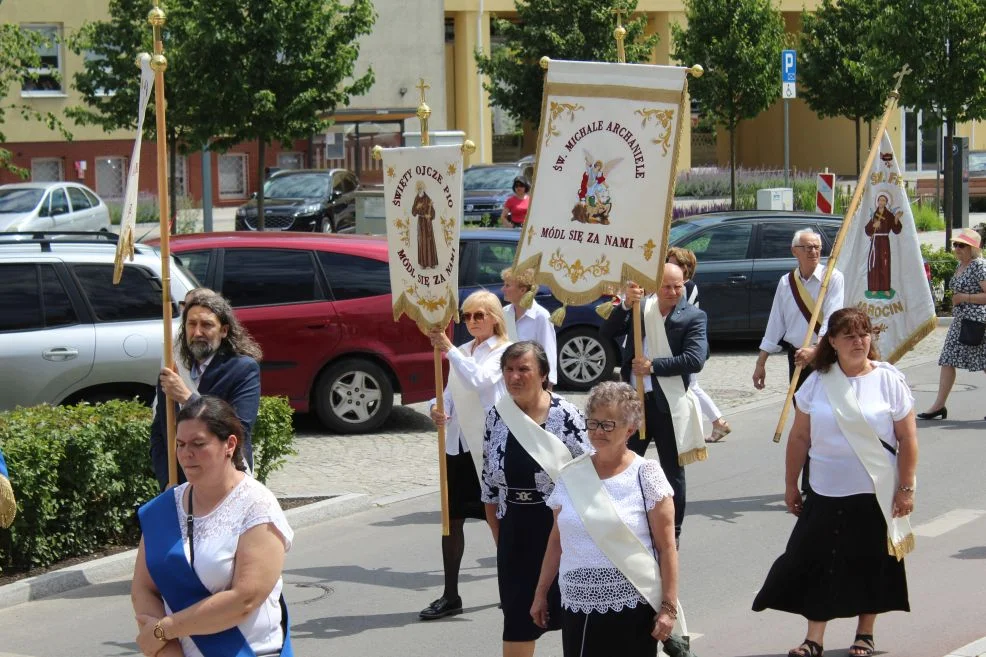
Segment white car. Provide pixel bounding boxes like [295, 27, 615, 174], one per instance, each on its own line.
[0, 182, 111, 233]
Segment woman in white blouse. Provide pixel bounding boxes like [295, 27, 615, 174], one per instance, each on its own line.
[753, 308, 917, 657]
[419, 290, 512, 621]
[132, 396, 293, 657]
[531, 381, 681, 657]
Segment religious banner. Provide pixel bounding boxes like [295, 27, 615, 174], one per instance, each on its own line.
[382, 144, 463, 329]
[514, 60, 690, 304]
[835, 131, 936, 362]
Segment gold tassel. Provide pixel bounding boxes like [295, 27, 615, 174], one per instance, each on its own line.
[0, 475, 15, 529]
[595, 295, 620, 320]
[519, 289, 535, 310]
[888, 532, 915, 561]
[550, 303, 568, 326]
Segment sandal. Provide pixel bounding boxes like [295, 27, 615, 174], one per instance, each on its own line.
[705, 420, 731, 443]
[849, 634, 874, 657]
[788, 639, 823, 657]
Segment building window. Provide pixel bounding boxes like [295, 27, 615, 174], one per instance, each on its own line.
[277, 152, 304, 170]
[219, 153, 248, 199]
[31, 158, 63, 182]
[445, 18, 455, 42]
[901, 108, 941, 173]
[21, 25, 62, 95]
[95, 156, 127, 198]
[83, 51, 114, 97]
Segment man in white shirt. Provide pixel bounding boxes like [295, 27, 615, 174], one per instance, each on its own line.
[753, 228, 845, 392]
[501, 267, 557, 388]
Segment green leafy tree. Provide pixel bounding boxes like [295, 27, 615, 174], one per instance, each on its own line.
[672, 0, 785, 208]
[0, 17, 71, 177]
[799, 0, 890, 177]
[475, 1, 659, 129]
[871, 0, 986, 249]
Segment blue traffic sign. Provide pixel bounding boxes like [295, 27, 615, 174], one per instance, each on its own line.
[782, 49, 797, 83]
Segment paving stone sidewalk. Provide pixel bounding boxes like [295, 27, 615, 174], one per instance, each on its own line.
[266, 327, 947, 498]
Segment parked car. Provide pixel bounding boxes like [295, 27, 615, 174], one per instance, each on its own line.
[0, 182, 111, 233]
[167, 232, 437, 433]
[0, 231, 196, 410]
[234, 168, 360, 233]
[463, 164, 528, 224]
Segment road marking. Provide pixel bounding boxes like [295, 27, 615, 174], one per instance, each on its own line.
[912, 509, 986, 538]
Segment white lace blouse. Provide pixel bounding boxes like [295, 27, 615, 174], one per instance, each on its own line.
[546, 456, 674, 614]
[168, 476, 294, 657]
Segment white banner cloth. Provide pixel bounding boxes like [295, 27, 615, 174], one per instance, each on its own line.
[514, 60, 689, 305]
[835, 131, 936, 362]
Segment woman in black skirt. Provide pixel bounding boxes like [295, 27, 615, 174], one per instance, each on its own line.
[481, 341, 590, 657]
[753, 308, 918, 657]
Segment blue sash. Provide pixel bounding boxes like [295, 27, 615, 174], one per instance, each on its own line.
[138, 491, 293, 657]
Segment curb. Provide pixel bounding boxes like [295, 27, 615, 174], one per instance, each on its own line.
[944, 637, 986, 657]
[938, 316, 954, 326]
[0, 491, 373, 612]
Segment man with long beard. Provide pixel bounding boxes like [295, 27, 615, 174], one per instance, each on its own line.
[149, 290, 263, 490]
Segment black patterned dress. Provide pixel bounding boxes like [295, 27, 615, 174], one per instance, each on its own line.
[481, 394, 590, 642]
[939, 257, 986, 371]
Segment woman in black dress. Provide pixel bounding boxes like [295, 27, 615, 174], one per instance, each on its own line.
[481, 341, 590, 657]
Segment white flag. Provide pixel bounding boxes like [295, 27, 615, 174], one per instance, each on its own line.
[514, 60, 689, 304]
[113, 53, 156, 284]
[836, 131, 937, 362]
[382, 144, 463, 329]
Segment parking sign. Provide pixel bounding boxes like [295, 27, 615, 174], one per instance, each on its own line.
[782, 49, 796, 98]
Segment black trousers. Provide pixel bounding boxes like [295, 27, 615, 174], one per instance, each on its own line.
[628, 394, 685, 541]
[781, 340, 813, 495]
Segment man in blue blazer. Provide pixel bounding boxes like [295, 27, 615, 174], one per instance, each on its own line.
[150, 290, 263, 490]
[600, 263, 708, 541]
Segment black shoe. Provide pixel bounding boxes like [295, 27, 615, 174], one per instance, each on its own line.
[418, 596, 463, 620]
[917, 407, 947, 420]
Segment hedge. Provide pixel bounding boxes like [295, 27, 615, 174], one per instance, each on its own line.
[0, 396, 295, 574]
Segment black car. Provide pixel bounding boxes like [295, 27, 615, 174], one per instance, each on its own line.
[235, 169, 359, 233]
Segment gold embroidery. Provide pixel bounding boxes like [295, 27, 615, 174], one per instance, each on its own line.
[549, 249, 610, 284]
[640, 238, 657, 261]
[635, 108, 676, 156]
[393, 216, 411, 247]
[440, 214, 456, 248]
[545, 102, 586, 147]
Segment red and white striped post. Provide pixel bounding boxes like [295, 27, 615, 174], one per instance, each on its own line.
[816, 169, 835, 214]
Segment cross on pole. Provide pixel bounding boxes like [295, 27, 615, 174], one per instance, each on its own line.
[416, 78, 430, 104]
[892, 65, 912, 92]
[611, 7, 625, 29]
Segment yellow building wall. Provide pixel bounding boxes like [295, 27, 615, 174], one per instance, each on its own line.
[0, 0, 129, 143]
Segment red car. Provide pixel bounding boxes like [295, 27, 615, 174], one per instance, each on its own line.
[164, 232, 438, 433]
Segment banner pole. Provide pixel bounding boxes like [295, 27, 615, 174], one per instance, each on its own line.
[771, 66, 910, 443]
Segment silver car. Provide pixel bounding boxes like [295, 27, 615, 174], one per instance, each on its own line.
[0, 182, 111, 232]
[0, 232, 196, 409]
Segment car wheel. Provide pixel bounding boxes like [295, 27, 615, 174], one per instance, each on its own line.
[556, 326, 616, 391]
[313, 358, 394, 433]
[319, 214, 336, 233]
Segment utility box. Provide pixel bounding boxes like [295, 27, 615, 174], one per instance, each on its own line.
[950, 136, 969, 229]
[354, 190, 386, 235]
[756, 187, 794, 211]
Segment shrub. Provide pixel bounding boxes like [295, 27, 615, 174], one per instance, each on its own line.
[106, 195, 161, 226]
[912, 203, 945, 231]
[252, 396, 297, 485]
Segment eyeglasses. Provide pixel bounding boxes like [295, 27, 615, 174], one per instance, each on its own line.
[952, 242, 970, 249]
[462, 311, 487, 322]
[794, 245, 822, 252]
[837, 332, 873, 342]
[586, 419, 618, 432]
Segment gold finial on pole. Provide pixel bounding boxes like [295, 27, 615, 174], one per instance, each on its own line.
[416, 78, 431, 147]
[539, 56, 551, 70]
[612, 8, 627, 64]
[689, 64, 705, 78]
[461, 139, 476, 156]
[371, 144, 384, 161]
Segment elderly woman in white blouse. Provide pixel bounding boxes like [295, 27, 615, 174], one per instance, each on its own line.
[531, 381, 682, 657]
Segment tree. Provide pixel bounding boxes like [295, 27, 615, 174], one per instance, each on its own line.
[71, 0, 375, 230]
[798, 0, 890, 177]
[0, 19, 71, 177]
[475, 0, 659, 130]
[871, 0, 986, 249]
[672, 0, 785, 208]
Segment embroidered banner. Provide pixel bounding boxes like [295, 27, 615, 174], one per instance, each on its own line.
[382, 145, 464, 329]
[514, 60, 689, 305]
[835, 131, 936, 363]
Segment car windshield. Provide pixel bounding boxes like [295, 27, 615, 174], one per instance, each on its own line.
[970, 152, 986, 173]
[669, 220, 702, 244]
[463, 167, 518, 191]
[0, 188, 44, 213]
[263, 173, 330, 198]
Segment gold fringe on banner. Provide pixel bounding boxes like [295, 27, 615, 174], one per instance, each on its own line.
[0, 475, 15, 528]
[885, 316, 938, 364]
[888, 532, 915, 561]
[677, 447, 708, 466]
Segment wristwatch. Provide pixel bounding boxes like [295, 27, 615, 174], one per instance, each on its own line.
[153, 620, 168, 642]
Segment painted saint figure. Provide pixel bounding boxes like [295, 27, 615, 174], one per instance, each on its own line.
[412, 180, 439, 270]
[579, 158, 608, 206]
[864, 193, 903, 299]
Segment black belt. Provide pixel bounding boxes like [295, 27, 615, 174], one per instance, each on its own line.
[505, 487, 545, 505]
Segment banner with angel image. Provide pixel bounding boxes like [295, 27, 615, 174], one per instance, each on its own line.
[514, 60, 690, 305]
[382, 144, 464, 329]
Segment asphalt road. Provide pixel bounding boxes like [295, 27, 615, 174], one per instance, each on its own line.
[0, 358, 983, 657]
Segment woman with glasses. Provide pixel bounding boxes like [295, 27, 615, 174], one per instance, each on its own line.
[753, 308, 917, 657]
[918, 227, 986, 420]
[481, 341, 590, 657]
[419, 291, 512, 621]
[531, 381, 686, 657]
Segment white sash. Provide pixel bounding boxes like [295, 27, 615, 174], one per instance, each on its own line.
[447, 352, 488, 476]
[818, 367, 914, 560]
[643, 300, 707, 466]
[559, 455, 688, 636]
[504, 305, 519, 342]
[494, 394, 573, 481]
